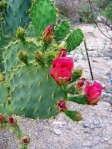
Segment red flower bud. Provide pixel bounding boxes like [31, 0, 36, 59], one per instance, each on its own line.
[55, 48, 66, 58]
[42, 24, 53, 42]
[84, 81, 103, 104]
[75, 78, 86, 93]
[7, 116, 16, 126]
[22, 136, 30, 145]
[57, 99, 68, 111]
[0, 114, 4, 123]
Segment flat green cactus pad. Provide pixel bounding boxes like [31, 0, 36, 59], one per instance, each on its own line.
[30, 0, 57, 38]
[3, 38, 38, 80]
[9, 64, 67, 119]
[4, 0, 31, 34]
[66, 28, 84, 52]
[54, 20, 70, 42]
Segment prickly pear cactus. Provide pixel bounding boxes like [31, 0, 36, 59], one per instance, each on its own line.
[3, 0, 86, 122]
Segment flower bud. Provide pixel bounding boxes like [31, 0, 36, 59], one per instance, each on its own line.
[16, 27, 26, 41]
[42, 24, 53, 42]
[35, 51, 43, 61]
[55, 48, 66, 59]
[22, 136, 30, 145]
[7, 116, 16, 126]
[0, 73, 5, 83]
[75, 78, 86, 93]
[18, 51, 28, 65]
[57, 99, 68, 111]
[84, 81, 103, 104]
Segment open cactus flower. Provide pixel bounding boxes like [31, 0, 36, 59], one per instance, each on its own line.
[50, 56, 74, 85]
[0, 0, 103, 148]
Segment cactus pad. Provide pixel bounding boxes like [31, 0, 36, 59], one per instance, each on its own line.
[3, 38, 38, 80]
[66, 28, 84, 52]
[30, 0, 57, 38]
[9, 64, 67, 119]
[54, 20, 70, 42]
[4, 0, 31, 34]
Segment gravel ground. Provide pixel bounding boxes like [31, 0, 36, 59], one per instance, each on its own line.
[0, 101, 112, 149]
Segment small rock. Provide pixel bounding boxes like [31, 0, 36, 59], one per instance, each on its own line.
[104, 138, 109, 141]
[102, 102, 111, 107]
[83, 121, 91, 128]
[67, 125, 72, 130]
[53, 128, 62, 135]
[93, 119, 100, 125]
[83, 128, 92, 134]
[52, 121, 66, 125]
